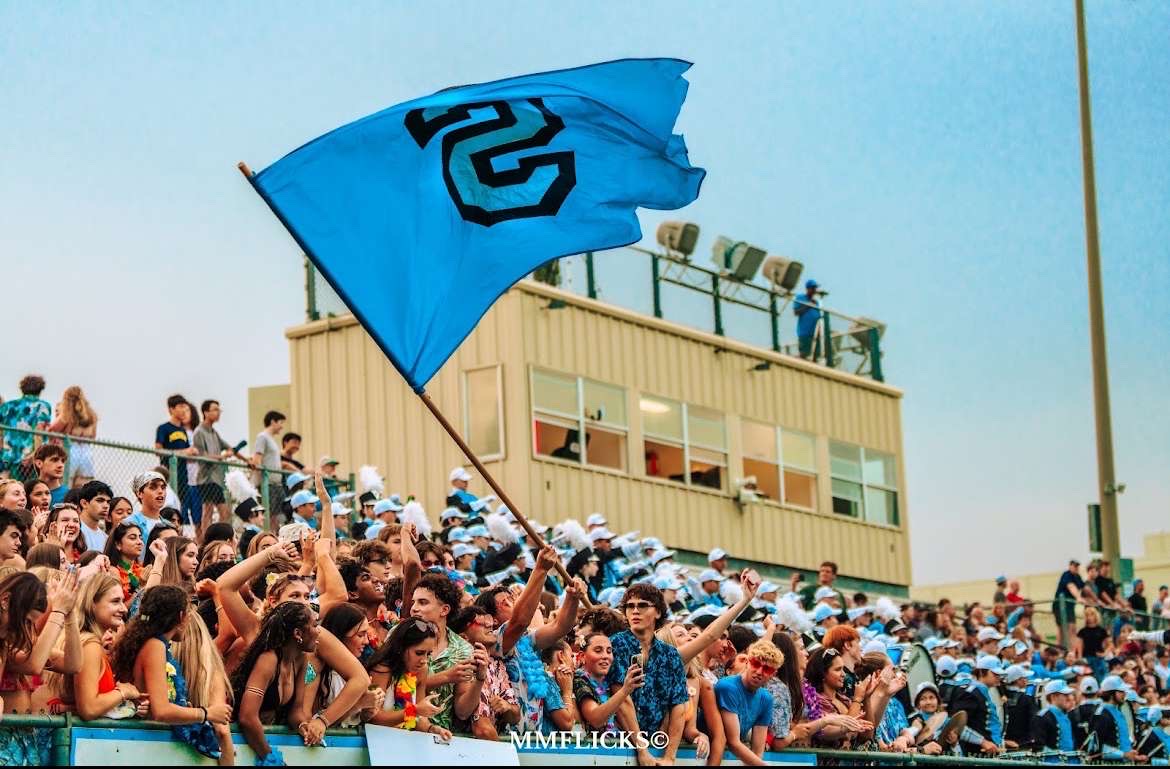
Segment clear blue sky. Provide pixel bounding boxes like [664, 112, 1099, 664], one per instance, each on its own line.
[2, 1, 1167, 584]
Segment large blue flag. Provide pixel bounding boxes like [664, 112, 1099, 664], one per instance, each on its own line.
[249, 58, 704, 392]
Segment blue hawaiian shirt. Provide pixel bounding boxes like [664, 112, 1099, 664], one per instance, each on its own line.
[0, 395, 52, 471]
[877, 695, 910, 745]
[606, 631, 689, 733]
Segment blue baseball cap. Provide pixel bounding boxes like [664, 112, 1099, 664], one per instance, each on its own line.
[805, 279, 819, 289]
[289, 490, 318, 509]
[447, 526, 471, 544]
[466, 524, 489, 539]
[372, 499, 403, 516]
[285, 472, 310, 490]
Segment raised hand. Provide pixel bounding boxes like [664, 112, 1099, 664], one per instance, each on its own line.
[267, 541, 298, 562]
[48, 569, 79, 614]
[535, 545, 558, 572]
[149, 538, 169, 565]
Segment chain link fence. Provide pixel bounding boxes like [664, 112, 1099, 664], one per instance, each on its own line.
[0, 426, 354, 528]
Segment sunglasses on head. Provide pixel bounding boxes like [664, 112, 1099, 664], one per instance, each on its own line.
[623, 600, 654, 612]
[410, 619, 437, 633]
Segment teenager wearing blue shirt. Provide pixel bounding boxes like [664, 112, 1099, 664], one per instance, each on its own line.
[715, 640, 779, 765]
[606, 583, 689, 765]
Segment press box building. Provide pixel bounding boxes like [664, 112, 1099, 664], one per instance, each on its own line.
[277, 266, 911, 595]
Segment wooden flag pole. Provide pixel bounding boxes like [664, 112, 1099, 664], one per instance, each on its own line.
[236, 160, 589, 607]
[418, 392, 590, 607]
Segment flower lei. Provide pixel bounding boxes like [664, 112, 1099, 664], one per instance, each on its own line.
[119, 559, 146, 598]
[393, 673, 418, 730]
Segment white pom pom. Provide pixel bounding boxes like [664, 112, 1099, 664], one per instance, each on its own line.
[358, 465, 384, 496]
[485, 513, 518, 545]
[873, 596, 900, 622]
[225, 469, 258, 504]
[556, 519, 591, 552]
[775, 595, 813, 634]
[399, 501, 432, 539]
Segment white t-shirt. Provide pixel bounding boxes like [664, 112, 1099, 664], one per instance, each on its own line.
[80, 521, 107, 553]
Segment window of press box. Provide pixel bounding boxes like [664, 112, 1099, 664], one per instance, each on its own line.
[642, 396, 727, 490]
[741, 420, 817, 509]
[463, 365, 504, 459]
[829, 440, 898, 526]
[531, 368, 628, 472]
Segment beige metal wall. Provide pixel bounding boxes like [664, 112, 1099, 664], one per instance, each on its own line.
[286, 280, 911, 587]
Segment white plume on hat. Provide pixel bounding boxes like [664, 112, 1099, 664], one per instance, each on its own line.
[874, 596, 900, 623]
[486, 513, 519, 545]
[399, 501, 432, 539]
[721, 577, 745, 606]
[225, 469, 259, 504]
[774, 595, 813, 634]
[556, 519, 591, 552]
[358, 465, 384, 496]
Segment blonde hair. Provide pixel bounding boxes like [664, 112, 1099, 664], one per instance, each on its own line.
[746, 639, 784, 669]
[656, 623, 704, 679]
[74, 574, 122, 637]
[60, 386, 97, 430]
[1084, 606, 1100, 626]
[174, 613, 232, 707]
[0, 479, 24, 505]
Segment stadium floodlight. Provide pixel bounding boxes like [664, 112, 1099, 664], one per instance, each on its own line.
[710, 236, 767, 282]
[656, 221, 700, 259]
[761, 255, 804, 292]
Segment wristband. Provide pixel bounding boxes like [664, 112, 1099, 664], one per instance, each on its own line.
[313, 711, 329, 728]
[200, 705, 208, 724]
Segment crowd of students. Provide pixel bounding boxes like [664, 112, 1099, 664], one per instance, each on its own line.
[2, 378, 1170, 765]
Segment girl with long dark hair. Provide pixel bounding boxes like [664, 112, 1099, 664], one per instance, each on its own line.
[366, 618, 451, 739]
[231, 602, 319, 765]
[110, 585, 230, 760]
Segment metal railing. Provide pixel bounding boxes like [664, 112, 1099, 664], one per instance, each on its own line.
[0, 713, 1129, 766]
[304, 249, 888, 383]
[0, 426, 354, 523]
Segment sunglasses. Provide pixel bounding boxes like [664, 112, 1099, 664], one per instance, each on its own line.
[748, 658, 778, 677]
[473, 618, 497, 630]
[623, 600, 654, 612]
[410, 619, 437, 633]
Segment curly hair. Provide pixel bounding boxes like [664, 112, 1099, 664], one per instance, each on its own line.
[19, 375, 45, 396]
[230, 601, 314, 714]
[110, 585, 188, 681]
[366, 618, 437, 681]
[621, 583, 668, 629]
[59, 385, 97, 430]
[474, 586, 508, 620]
[415, 572, 460, 614]
[337, 557, 370, 595]
[351, 539, 391, 566]
[449, 605, 491, 635]
[577, 606, 628, 637]
[0, 572, 48, 655]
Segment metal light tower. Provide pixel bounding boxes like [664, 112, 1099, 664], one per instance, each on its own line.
[1074, 0, 1121, 566]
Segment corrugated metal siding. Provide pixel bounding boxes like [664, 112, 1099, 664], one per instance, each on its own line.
[286, 281, 911, 587]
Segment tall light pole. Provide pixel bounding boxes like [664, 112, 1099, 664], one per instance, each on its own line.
[1074, 0, 1121, 567]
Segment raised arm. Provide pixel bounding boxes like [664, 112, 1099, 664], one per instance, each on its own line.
[217, 540, 298, 644]
[314, 472, 334, 542]
[533, 577, 585, 650]
[676, 575, 758, 664]
[399, 523, 421, 614]
[315, 538, 348, 618]
[502, 545, 557, 654]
